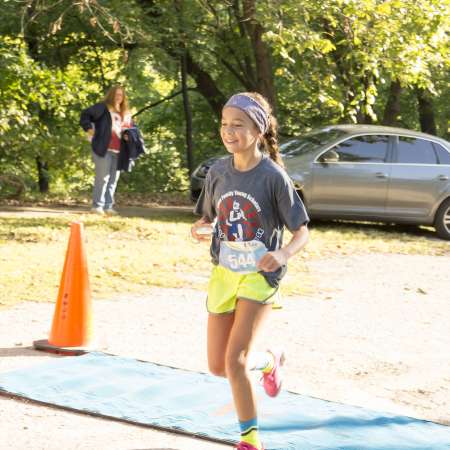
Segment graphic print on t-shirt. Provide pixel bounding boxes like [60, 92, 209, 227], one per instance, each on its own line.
[226, 200, 246, 240]
[217, 191, 264, 242]
[216, 191, 267, 273]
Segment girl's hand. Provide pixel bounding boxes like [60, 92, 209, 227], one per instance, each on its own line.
[191, 217, 213, 242]
[257, 249, 288, 272]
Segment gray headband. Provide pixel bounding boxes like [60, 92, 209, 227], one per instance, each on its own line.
[224, 94, 269, 134]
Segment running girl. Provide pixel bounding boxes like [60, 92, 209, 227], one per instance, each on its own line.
[192, 92, 309, 450]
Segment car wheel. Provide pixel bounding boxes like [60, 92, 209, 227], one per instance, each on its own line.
[434, 198, 450, 240]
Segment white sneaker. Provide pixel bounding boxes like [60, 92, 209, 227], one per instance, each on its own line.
[104, 209, 119, 216]
[90, 207, 104, 215]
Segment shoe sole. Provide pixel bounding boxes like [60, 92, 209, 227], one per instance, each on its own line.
[266, 350, 285, 398]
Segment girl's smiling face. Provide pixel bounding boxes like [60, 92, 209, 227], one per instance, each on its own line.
[220, 107, 261, 155]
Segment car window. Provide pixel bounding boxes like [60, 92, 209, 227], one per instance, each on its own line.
[396, 137, 437, 164]
[320, 135, 388, 163]
[433, 143, 450, 165]
[280, 139, 307, 155]
[280, 129, 348, 156]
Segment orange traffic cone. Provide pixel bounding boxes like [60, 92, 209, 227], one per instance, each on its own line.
[34, 222, 93, 355]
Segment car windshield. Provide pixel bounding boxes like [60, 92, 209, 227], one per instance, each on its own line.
[280, 129, 348, 156]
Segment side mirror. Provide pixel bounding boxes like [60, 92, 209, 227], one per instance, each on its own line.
[319, 150, 339, 163]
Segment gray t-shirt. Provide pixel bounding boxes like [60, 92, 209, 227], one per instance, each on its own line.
[194, 155, 309, 287]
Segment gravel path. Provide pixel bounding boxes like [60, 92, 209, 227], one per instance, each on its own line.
[1, 253, 449, 449]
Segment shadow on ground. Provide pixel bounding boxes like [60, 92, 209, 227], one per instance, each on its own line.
[0, 347, 58, 358]
[0, 205, 196, 229]
[0, 205, 445, 240]
[310, 219, 439, 240]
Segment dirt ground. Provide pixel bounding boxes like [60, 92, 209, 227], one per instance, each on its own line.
[0, 207, 449, 450]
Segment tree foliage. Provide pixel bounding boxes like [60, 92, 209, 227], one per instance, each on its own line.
[0, 0, 448, 197]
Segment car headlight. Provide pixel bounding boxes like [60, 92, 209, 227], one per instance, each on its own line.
[193, 164, 210, 178]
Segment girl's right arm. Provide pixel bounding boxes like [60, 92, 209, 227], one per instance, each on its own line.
[192, 167, 216, 241]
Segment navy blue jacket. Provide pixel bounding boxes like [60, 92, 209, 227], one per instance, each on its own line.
[118, 128, 146, 172]
[79, 102, 113, 157]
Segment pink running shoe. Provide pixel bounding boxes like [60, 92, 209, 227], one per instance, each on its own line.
[235, 442, 264, 450]
[262, 349, 285, 397]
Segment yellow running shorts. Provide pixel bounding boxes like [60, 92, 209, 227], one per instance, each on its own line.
[207, 264, 280, 314]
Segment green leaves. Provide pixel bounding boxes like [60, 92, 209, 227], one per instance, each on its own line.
[0, 0, 448, 198]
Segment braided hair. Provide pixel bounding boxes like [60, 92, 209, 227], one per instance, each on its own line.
[242, 92, 284, 168]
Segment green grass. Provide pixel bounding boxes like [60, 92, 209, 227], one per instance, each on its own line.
[0, 211, 448, 308]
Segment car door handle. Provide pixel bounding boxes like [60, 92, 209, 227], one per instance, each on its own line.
[438, 175, 449, 181]
[375, 172, 388, 179]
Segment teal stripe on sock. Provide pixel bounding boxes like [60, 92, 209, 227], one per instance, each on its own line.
[239, 417, 258, 434]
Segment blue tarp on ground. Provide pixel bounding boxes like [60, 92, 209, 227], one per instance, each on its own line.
[0, 352, 449, 449]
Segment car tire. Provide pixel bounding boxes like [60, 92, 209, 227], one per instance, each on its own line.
[434, 198, 450, 240]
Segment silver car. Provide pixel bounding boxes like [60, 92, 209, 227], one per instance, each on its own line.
[190, 125, 450, 240]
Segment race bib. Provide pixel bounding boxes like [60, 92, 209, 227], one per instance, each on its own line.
[219, 240, 268, 274]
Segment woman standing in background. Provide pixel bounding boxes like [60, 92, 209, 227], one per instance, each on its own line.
[80, 85, 132, 215]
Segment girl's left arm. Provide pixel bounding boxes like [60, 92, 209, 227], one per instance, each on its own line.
[257, 224, 309, 272]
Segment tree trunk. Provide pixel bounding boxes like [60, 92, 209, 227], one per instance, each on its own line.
[185, 51, 226, 118]
[382, 80, 402, 126]
[242, 0, 276, 110]
[139, 0, 225, 118]
[180, 51, 194, 175]
[24, 7, 51, 194]
[174, 0, 194, 174]
[416, 88, 437, 135]
[36, 156, 49, 193]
